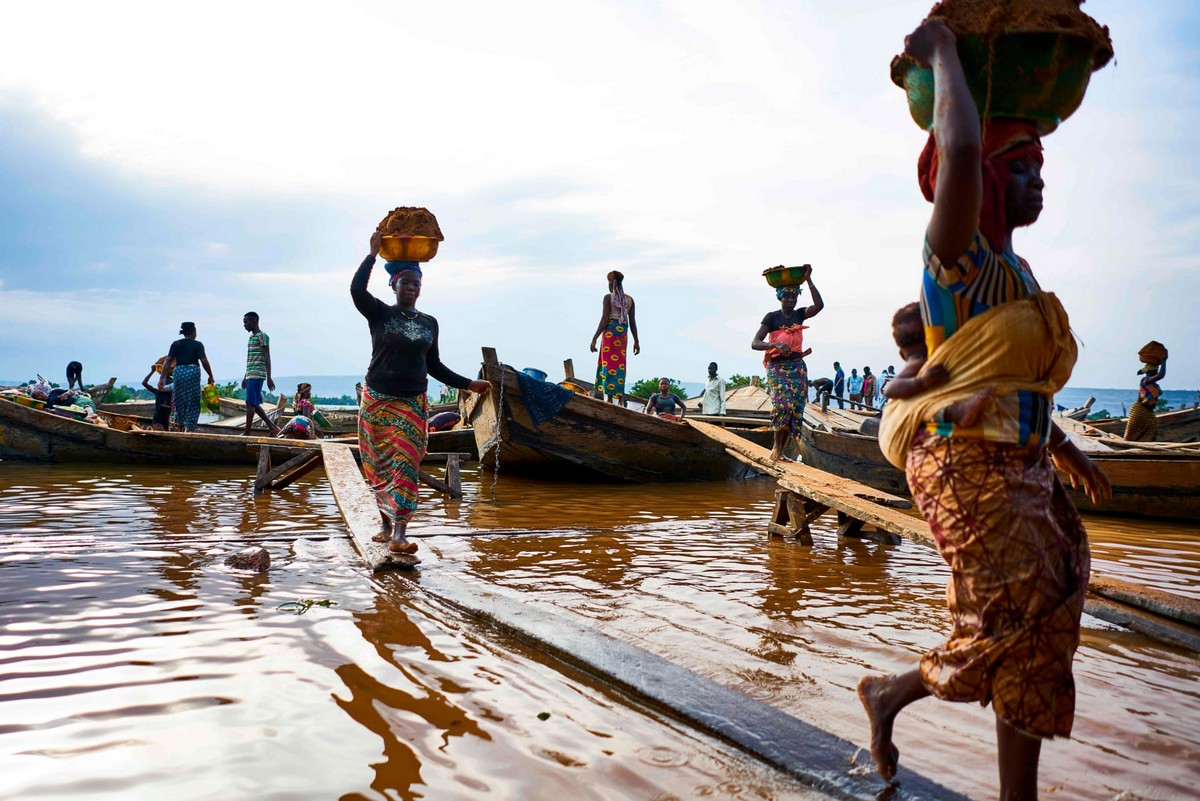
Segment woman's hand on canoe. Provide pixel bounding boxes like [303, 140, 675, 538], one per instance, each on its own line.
[1050, 440, 1113, 506]
[466, 379, 491, 397]
[904, 19, 955, 69]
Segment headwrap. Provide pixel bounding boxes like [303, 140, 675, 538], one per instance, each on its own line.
[179, 321, 196, 336]
[776, 286, 800, 300]
[296, 382, 312, 396]
[608, 271, 629, 324]
[917, 120, 1043, 248]
[385, 261, 422, 288]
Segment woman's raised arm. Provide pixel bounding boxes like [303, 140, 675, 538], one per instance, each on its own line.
[907, 20, 982, 265]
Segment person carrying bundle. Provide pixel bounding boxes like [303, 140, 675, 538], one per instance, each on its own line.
[865, 14, 1112, 799]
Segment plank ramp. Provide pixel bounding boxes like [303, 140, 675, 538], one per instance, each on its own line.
[686, 419, 1200, 652]
[686, 419, 932, 547]
[320, 442, 419, 572]
[410, 570, 971, 801]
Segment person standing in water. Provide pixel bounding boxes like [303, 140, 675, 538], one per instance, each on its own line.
[861, 20, 1110, 799]
[590, 270, 640, 403]
[352, 229, 491, 555]
[241, 312, 280, 436]
[752, 271, 823, 460]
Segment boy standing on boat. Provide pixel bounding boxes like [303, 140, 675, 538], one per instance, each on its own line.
[242, 312, 280, 436]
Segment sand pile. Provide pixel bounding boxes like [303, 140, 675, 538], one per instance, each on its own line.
[377, 207, 444, 240]
[927, 0, 1112, 67]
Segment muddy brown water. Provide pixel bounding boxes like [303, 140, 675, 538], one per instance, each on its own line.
[0, 462, 1196, 800]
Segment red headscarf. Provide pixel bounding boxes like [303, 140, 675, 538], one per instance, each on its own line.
[917, 120, 1043, 248]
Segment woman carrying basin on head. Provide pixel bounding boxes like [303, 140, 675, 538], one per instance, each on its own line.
[351, 229, 491, 555]
[862, 20, 1111, 799]
[751, 270, 822, 461]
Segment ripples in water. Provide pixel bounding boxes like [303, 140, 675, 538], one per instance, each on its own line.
[1, 462, 1197, 800]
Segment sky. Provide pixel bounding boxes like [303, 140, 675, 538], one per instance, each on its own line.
[1, 1, 1197, 392]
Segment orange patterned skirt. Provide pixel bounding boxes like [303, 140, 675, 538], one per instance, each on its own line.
[906, 432, 1090, 739]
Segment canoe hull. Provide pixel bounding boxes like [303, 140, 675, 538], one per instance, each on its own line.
[464, 362, 748, 482]
[798, 418, 1200, 522]
[0, 398, 319, 465]
[1086, 406, 1200, 443]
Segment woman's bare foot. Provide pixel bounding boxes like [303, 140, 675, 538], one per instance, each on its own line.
[769, 450, 783, 461]
[857, 675, 901, 782]
[371, 516, 394, 543]
[388, 538, 419, 555]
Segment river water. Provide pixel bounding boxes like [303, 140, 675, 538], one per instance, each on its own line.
[0, 462, 1196, 801]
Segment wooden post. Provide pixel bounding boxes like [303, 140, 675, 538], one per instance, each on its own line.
[255, 446, 272, 495]
[262, 450, 323, 491]
[563, 359, 575, 380]
[445, 453, 462, 497]
[820, 391, 829, 413]
[482, 346, 499, 366]
[767, 489, 814, 545]
[418, 468, 462, 499]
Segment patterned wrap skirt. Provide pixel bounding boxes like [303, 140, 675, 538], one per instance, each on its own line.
[171, 365, 202, 431]
[595, 318, 629, 398]
[358, 386, 428, 525]
[1123, 402, 1157, 442]
[906, 432, 1090, 739]
[765, 358, 808, 437]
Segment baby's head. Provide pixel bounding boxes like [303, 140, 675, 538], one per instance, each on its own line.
[891, 302, 925, 361]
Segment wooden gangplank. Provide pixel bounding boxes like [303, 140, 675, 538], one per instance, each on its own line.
[321, 442, 420, 571]
[686, 419, 1200, 653]
[687, 419, 930, 547]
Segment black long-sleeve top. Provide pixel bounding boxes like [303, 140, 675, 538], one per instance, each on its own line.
[351, 255, 473, 397]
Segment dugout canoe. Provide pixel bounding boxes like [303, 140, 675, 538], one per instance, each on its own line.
[1083, 405, 1200, 443]
[0, 395, 326, 465]
[461, 350, 749, 482]
[798, 405, 1200, 522]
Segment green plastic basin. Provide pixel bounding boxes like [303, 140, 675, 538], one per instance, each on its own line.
[890, 31, 1110, 134]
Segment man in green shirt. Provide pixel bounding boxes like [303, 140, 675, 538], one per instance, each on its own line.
[242, 312, 279, 435]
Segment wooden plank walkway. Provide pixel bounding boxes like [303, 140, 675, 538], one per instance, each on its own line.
[407, 570, 971, 801]
[686, 419, 1200, 653]
[321, 442, 420, 571]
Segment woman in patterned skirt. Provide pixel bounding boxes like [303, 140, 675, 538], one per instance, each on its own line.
[859, 20, 1111, 799]
[352, 229, 491, 554]
[751, 272, 822, 461]
[590, 270, 640, 403]
[159, 322, 215, 432]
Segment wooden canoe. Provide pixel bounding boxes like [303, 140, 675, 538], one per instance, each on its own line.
[0, 396, 329, 464]
[1083, 405, 1200, 443]
[461, 350, 749, 482]
[799, 405, 1200, 522]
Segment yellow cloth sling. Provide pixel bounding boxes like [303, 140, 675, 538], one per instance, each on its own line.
[879, 292, 1077, 469]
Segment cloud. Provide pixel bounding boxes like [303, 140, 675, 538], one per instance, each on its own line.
[0, 0, 1197, 391]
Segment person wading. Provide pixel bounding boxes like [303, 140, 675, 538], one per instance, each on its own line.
[864, 20, 1112, 800]
[352, 230, 491, 555]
